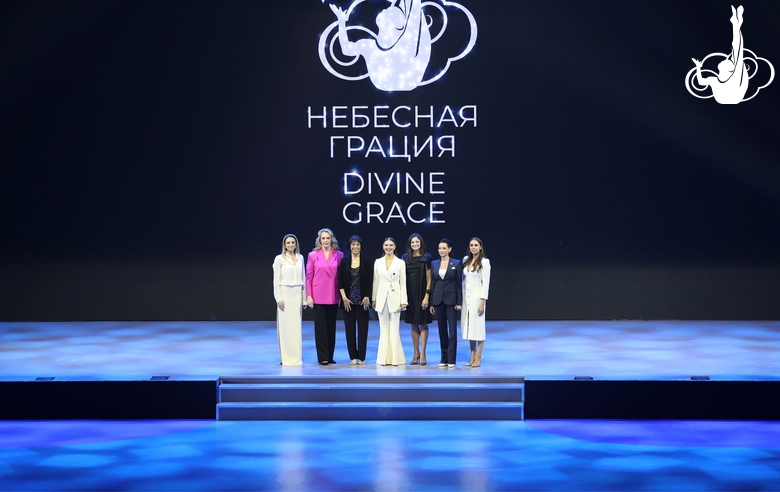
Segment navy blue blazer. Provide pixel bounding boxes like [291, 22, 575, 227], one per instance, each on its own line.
[430, 258, 462, 306]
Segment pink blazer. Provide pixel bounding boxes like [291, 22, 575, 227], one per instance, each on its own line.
[306, 248, 344, 304]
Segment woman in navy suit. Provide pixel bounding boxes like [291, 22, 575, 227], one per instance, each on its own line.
[429, 239, 462, 368]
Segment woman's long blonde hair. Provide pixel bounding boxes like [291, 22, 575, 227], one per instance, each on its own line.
[313, 228, 339, 251]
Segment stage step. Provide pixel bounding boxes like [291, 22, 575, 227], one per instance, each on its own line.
[217, 376, 524, 421]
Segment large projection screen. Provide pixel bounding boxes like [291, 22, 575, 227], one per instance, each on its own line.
[2, 0, 779, 320]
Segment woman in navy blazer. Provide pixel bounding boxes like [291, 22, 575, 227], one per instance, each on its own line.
[429, 239, 462, 367]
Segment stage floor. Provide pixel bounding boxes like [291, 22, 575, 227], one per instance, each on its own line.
[2, 419, 780, 491]
[1, 320, 778, 381]
[2, 321, 780, 490]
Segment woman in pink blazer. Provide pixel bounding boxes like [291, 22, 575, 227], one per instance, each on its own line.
[306, 228, 344, 365]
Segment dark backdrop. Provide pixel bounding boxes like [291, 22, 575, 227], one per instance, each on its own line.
[2, 0, 779, 321]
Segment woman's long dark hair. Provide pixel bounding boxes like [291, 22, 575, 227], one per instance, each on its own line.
[406, 233, 426, 258]
[465, 237, 485, 271]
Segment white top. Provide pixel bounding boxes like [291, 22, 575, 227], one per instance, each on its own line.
[273, 253, 306, 303]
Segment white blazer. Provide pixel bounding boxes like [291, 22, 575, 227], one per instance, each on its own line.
[372, 256, 408, 313]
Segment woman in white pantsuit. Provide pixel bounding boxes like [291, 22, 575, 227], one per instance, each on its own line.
[273, 234, 307, 366]
[461, 237, 490, 368]
[372, 237, 408, 366]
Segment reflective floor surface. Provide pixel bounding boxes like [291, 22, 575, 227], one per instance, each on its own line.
[2, 419, 780, 490]
[2, 321, 779, 490]
[1, 320, 779, 380]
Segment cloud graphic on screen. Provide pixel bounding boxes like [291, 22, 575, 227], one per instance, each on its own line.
[319, 0, 478, 91]
[685, 6, 774, 104]
[686, 49, 775, 102]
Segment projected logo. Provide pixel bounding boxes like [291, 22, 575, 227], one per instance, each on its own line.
[319, 0, 478, 92]
[685, 5, 774, 104]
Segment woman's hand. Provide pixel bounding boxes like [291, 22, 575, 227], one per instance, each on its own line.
[400, 303, 408, 312]
[343, 298, 352, 312]
[421, 294, 429, 310]
[307, 296, 314, 309]
[478, 299, 486, 316]
[277, 301, 285, 311]
[362, 297, 371, 310]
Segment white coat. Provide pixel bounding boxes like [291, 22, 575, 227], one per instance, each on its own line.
[462, 257, 491, 340]
[372, 255, 408, 365]
[372, 256, 408, 313]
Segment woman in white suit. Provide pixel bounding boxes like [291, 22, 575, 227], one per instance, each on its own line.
[372, 237, 408, 366]
[462, 237, 491, 368]
[273, 234, 306, 366]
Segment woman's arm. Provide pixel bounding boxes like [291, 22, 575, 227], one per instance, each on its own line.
[337, 256, 349, 295]
[455, 260, 463, 309]
[477, 259, 491, 315]
[306, 252, 316, 307]
[422, 266, 431, 310]
[362, 254, 374, 309]
[300, 255, 307, 305]
[398, 259, 408, 309]
[428, 260, 438, 314]
[338, 256, 350, 310]
[480, 259, 491, 300]
[371, 259, 380, 309]
[272, 256, 283, 304]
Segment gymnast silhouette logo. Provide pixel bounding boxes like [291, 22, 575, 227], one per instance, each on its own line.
[685, 5, 774, 104]
[319, 0, 478, 92]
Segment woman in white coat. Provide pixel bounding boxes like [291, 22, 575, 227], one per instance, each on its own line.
[461, 237, 490, 367]
[273, 234, 307, 365]
[372, 237, 408, 366]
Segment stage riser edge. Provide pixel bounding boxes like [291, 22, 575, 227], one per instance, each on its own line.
[217, 376, 525, 420]
[217, 402, 524, 420]
[0, 381, 217, 420]
[220, 383, 523, 403]
[525, 381, 780, 420]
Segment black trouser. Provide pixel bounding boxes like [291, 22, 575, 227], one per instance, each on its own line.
[313, 303, 338, 363]
[435, 303, 458, 364]
[343, 305, 369, 361]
